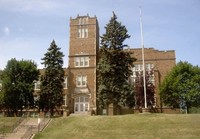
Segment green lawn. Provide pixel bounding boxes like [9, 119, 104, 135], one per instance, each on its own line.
[0, 117, 21, 133]
[34, 114, 200, 139]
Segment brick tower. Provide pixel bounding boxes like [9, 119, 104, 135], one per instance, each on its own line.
[68, 15, 99, 114]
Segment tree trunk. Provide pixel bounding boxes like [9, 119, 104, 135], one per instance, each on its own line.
[50, 108, 54, 117]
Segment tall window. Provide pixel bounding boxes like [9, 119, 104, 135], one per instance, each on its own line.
[63, 94, 67, 106]
[78, 17, 88, 38]
[63, 77, 68, 89]
[78, 26, 88, 38]
[76, 75, 87, 87]
[75, 57, 89, 67]
[34, 81, 41, 90]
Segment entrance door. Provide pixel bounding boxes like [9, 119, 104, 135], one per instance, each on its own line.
[74, 96, 89, 113]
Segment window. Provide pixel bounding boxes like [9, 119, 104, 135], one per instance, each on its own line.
[76, 75, 87, 87]
[84, 28, 88, 38]
[74, 96, 89, 103]
[82, 76, 87, 86]
[80, 96, 84, 102]
[34, 81, 40, 90]
[80, 57, 84, 66]
[78, 27, 88, 38]
[78, 17, 88, 25]
[84, 57, 89, 66]
[74, 96, 89, 113]
[74, 57, 89, 67]
[146, 63, 154, 71]
[78, 28, 81, 38]
[131, 63, 154, 84]
[63, 95, 67, 106]
[78, 17, 88, 38]
[63, 77, 68, 89]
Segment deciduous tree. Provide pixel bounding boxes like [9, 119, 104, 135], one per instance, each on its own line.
[160, 61, 200, 113]
[1, 59, 39, 116]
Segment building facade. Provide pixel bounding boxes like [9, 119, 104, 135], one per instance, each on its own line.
[34, 15, 176, 115]
[129, 48, 176, 109]
[67, 15, 99, 114]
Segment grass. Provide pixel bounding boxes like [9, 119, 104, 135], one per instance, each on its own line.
[34, 114, 200, 139]
[0, 116, 21, 133]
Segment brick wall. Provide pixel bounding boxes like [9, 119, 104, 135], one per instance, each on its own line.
[130, 48, 176, 107]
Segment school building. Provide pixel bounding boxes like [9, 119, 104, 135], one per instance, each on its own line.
[34, 15, 177, 115]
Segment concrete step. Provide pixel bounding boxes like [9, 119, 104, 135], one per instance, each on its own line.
[4, 118, 38, 139]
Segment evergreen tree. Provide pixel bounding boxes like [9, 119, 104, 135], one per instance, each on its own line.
[39, 40, 64, 116]
[97, 13, 136, 111]
[1, 58, 39, 116]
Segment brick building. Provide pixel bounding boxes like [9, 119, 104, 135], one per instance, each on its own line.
[129, 48, 176, 110]
[67, 15, 99, 114]
[34, 15, 176, 115]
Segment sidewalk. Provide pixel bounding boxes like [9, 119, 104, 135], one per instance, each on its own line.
[4, 118, 50, 139]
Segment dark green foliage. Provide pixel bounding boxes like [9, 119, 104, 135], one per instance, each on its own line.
[97, 13, 136, 109]
[1, 59, 39, 116]
[39, 40, 64, 116]
[160, 61, 200, 112]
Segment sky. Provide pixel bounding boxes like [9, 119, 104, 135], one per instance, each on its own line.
[0, 0, 200, 69]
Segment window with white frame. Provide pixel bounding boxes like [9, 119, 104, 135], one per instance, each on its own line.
[74, 96, 89, 112]
[131, 63, 154, 84]
[34, 81, 41, 90]
[63, 94, 67, 106]
[145, 63, 154, 71]
[80, 57, 84, 66]
[78, 26, 88, 38]
[76, 75, 87, 87]
[78, 17, 88, 25]
[78, 17, 88, 38]
[63, 77, 68, 89]
[74, 57, 89, 67]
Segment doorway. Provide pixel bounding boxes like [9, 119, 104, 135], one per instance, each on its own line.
[74, 96, 89, 113]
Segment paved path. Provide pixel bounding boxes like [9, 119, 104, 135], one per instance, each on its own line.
[4, 118, 49, 139]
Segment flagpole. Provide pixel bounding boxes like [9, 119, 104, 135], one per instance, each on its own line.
[139, 7, 147, 109]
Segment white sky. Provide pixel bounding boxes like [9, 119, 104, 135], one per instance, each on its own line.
[0, 0, 200, 69]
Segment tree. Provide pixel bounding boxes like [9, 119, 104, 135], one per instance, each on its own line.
[97, 12, 136, 112]
[160, 61, 200, 113]
[39, 40, 64, 116]
[133, 70, 155, 111]
[1, 58, 39, 116]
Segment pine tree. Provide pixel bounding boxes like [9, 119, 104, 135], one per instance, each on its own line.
[39, 40, 64, 116]
[97, 13, 136, 112]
